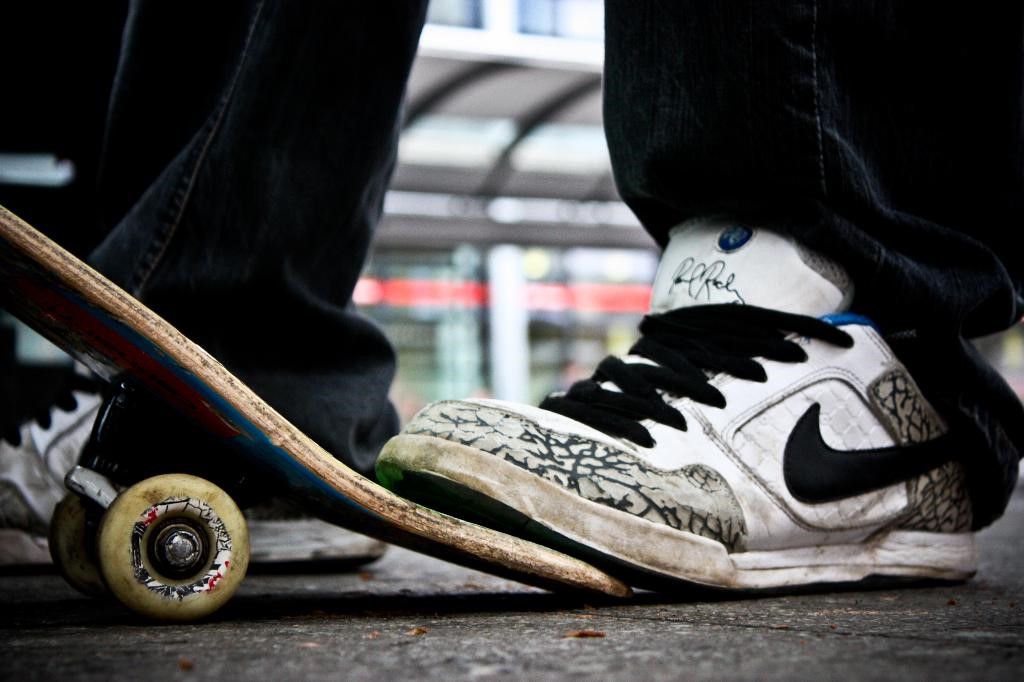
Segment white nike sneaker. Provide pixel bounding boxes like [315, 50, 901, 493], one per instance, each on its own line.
[0, 369, 101, 565]
[378, 218, 977, 591]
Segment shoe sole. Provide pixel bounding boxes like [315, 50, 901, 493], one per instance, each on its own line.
[379, 434, 978, 591]
[247, 518, 387, 570]
[0, 528, 51, 566]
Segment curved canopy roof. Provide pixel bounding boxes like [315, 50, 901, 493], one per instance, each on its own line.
[379, 26, 649, 250]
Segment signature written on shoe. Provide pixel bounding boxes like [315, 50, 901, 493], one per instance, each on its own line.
[670, 258, 746, 304]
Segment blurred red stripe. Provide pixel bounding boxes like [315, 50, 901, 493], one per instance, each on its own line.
[353, 277, 651, 313]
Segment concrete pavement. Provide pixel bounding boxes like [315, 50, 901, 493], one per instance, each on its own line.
[2, 488, 1022, 681]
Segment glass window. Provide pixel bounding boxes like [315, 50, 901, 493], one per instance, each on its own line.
[427, 0, 484, 29]
[519, 0, 603, 40]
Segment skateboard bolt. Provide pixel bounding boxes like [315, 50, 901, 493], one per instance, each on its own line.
[151, 521, 208, 577]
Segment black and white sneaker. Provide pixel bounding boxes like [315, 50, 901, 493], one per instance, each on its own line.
[378, 219, 977, 591]
[0, 368, 101, 565]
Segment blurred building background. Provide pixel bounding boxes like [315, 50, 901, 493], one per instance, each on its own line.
[365, 0, 655, 420]
[2, 0, 1023, 427]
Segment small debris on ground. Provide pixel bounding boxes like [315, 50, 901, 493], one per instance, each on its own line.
[296, 642, 321, 649]
[564, 629, 606, 639]
[406, 627, 429, 636]
[358, 571, 375, 581]
[365, 631, 381, 640]
[773, 624, 791, 630]
[947, 598, 958, 606]
[177, 657, 194, 672]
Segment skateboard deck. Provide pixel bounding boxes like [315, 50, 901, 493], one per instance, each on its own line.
[0, 205, 629, 618]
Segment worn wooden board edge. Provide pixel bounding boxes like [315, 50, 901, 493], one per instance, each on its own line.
[0, 205, 631, 597]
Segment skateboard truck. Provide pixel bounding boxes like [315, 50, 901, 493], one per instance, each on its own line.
[64, 465, 117, 510]
[47, 380, 256, 617]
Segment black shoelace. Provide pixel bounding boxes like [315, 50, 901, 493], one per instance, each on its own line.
[2, 371, 101, 447]
[539, 305, 854, 447]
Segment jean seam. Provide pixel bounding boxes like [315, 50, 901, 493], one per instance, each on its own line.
[810, 0, 828, 197]
[130, 0, 266, 297]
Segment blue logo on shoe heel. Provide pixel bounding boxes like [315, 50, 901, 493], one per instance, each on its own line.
[718, 226, 752, 252]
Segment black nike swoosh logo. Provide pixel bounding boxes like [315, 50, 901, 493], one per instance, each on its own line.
[783, 403, 955, 503]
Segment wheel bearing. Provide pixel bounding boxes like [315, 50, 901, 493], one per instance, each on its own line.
[149, 519, 209, 579]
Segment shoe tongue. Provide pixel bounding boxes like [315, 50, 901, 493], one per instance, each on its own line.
[650, 219, 853, 316]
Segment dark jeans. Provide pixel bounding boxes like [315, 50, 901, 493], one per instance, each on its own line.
[91, 1, 428, 478]
[604, 1, 1024, 527]
[76, 1, 1024, 525]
